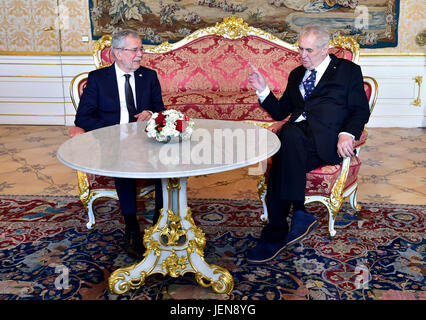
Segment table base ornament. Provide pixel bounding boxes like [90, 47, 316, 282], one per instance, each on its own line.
[108, 177, 234, 295]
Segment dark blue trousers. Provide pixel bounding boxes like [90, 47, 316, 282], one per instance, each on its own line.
[261, 121, 327, 242]
[114, 178, 163, 224]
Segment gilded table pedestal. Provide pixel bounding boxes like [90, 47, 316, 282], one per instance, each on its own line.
[109, 177, 233, 294]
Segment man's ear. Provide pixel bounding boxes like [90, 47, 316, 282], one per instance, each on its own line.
[322, 44, 329, 56]
[112, 48, 120, 61]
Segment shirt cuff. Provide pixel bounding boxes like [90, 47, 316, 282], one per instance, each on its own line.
[339, 132, 355, 140]
[256, 87, 271, 103]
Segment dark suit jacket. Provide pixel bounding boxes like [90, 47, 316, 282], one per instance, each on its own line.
[261, 54, 370, 164]
[75, 63, 165, 131]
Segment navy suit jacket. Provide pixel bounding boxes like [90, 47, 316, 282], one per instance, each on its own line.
[261, 54, 370, 164]
[75, 63, 165, 131]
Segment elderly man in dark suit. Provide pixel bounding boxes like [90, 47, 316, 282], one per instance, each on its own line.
[75, 29, 165, 258]
[247, 24, 370, 263]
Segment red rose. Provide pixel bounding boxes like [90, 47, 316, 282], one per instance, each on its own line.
[176, 119, 188, 132]
[155, 113, 166, 128]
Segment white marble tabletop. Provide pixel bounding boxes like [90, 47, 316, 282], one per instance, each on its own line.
[57, 119, 280, 178]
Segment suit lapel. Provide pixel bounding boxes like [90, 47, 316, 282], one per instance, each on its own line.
[313, 54, 339, 92]
[107, 64, 120, 110]
[294, 67, 306, 102]
[134, 67, 143, 112]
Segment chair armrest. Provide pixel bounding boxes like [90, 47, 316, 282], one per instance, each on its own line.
[69, 126, 86, 138]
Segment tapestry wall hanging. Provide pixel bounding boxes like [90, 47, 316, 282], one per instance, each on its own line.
[89, 0, 399, 48]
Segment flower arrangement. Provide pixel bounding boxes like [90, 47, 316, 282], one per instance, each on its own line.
[145, 109, 195, 143]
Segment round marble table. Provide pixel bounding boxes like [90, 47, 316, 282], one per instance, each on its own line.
[57, 119, 280, 295]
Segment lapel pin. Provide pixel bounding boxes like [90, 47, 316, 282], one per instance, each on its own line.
[139, 73, 142, 77]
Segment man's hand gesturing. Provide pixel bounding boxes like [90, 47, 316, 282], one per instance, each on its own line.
[248, 62, 267, 92]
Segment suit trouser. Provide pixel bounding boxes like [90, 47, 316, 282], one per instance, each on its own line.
[114, 177, 163, 224]
[261, 121, 327, 242]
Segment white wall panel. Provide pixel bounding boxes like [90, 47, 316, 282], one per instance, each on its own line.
[360, 55, 425, 127]
[0, 79, 64, 98]
[0, 55, 93, 125]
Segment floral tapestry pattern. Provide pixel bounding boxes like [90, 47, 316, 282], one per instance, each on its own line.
[89, 0, 399, 48]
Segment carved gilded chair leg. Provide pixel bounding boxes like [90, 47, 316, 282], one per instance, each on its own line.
[328, 205, 340, 239]
[349, 187, 362, 212]
[86, 201, 96, 230]
[257, 175, 268, 223]
[76, 171, 94, 229]
[87, 190, 119, 229]
[326, 157, 351, 237]
[85, 192, 104, 230]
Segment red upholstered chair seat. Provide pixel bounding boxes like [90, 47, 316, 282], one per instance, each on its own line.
[86, 174, 115, 189]
[263, 153, 362, 197]
[87, 174, 154, 190]
[305, 157, 361, 196]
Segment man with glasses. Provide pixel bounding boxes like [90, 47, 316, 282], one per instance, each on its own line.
[75, 29, 165, 259]
[247, 24, 370, 263]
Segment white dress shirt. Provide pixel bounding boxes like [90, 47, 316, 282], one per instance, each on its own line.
[115, 63, 137, 124]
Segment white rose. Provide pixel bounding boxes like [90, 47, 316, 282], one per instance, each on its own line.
[161, 125, 174, 137]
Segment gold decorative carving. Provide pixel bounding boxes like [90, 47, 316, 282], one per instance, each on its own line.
[412, 76, 422, 106]
[194, 267, 234, 295]
[330, 36, 360, 63]
[160, 209, 187, 246]
[109, 264, 147, 295]
[167, 177, 181, 191]
[162, 252, 187, 277]
[187, 210, 207, 257]
[93, 34, 112, 69]
[212, 15, 252, 39]
[329, 157, 351, 220]
[415, 30, 426, 47]
[242, 120, 275, 129]
[145, 15, 296, 54]
[257, 175, 267, 200]
[76, 171, 91, 211]
[145, 239, 162, 257]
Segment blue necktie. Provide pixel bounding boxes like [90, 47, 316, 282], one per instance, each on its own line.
[303, 69, 317, 99]
[124, 74, 137, 123]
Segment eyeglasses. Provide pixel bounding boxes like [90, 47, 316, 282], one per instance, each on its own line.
[117, 47, 144, 53]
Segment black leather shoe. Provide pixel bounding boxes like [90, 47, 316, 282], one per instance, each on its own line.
[284, 210, 318, 247]
[124, 229, 145, 259]
[246, 239, 287, 263]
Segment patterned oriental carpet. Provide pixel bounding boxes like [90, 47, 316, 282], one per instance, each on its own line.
[0, 195, 424, 301]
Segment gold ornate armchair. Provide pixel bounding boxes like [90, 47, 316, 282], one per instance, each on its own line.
[68, 37, 154, 230]
[258, 39, 378, 238]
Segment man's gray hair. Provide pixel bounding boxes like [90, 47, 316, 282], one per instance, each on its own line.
[111, 29, 141, 58]
[299, 24, 330, 48]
